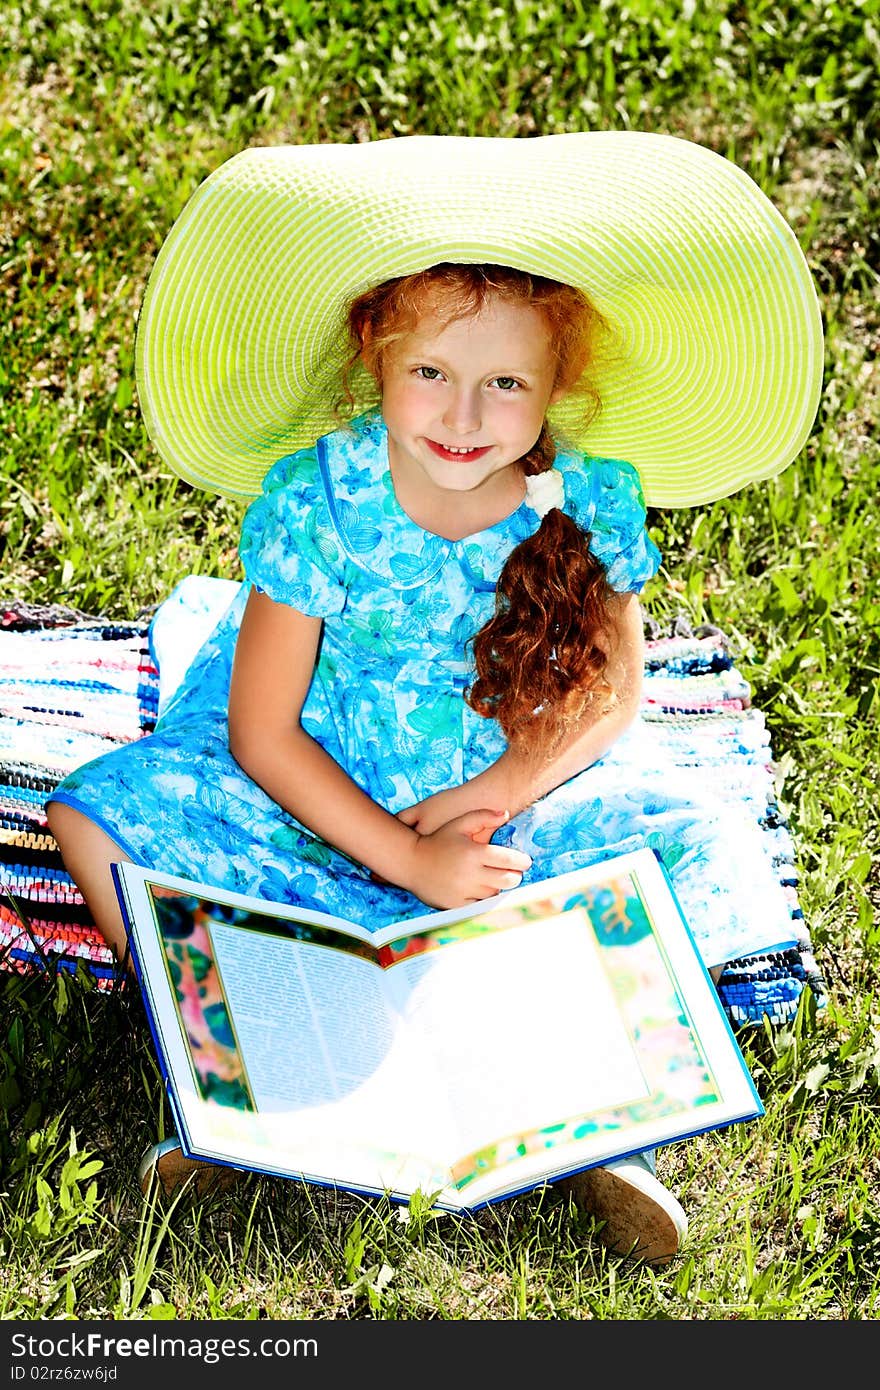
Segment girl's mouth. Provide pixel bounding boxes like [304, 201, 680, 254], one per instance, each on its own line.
[427, 439, 492, 462]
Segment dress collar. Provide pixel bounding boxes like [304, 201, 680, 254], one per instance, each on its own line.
[316, 412, 538, 589]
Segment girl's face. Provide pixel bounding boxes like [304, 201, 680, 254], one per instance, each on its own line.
[378, 295, 563, 514]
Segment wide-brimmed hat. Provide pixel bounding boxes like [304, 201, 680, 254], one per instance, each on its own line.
[134, 132, 823, 507]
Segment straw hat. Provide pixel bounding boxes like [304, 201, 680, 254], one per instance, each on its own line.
[134, 132, 823, 507]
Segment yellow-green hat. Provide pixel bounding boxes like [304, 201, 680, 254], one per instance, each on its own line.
[134, 131, 823, 507]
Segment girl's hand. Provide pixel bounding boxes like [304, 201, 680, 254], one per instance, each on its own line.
[403, 809, 532, 910]
[397, 782, 507, 839]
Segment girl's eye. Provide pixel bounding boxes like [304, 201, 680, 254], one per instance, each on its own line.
[416, 366, 443, 380]
[493, 376, 520, 391]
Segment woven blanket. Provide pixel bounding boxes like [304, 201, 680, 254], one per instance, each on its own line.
[0, 597, 827, 1028]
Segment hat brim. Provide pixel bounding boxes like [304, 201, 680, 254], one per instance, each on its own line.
[134, 132, 823, 507]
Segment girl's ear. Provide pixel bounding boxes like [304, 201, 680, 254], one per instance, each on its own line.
[549, 383, 567, 406]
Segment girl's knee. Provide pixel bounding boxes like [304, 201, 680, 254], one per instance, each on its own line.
[45, 800, 132, 963]
[46, 800, 124, 869]
[45, 798, 81, 853]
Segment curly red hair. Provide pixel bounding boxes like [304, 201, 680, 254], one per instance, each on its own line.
[344, 264, 619, 759]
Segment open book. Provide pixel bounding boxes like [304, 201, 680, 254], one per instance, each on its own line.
[112, 848, 762, 1212]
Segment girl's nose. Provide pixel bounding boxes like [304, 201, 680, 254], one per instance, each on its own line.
[442, 387, 481, 435]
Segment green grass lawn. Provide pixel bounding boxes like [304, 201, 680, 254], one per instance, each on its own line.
[1, 0, 878, 1320]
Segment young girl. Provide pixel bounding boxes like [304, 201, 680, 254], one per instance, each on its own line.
[45, 133, 822, 1267]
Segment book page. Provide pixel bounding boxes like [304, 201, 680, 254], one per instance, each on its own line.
[384, 907, 646, 1155]
[120, 876, 457, 1194]
[378, 853, 761, 1204]
[207, 922, 395, 1108]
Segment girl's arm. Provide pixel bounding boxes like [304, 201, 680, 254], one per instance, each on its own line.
[228, 588, 531, 908]
[399, 592, 645, 834]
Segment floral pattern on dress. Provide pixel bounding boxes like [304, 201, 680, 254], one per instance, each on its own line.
[50, 412, 795, 967]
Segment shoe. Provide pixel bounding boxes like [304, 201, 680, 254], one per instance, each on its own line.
[138, 1136, 240, 1198]
[558, 1151, 687, 1265]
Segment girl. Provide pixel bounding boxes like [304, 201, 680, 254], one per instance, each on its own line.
[46, 133, 823, 1267]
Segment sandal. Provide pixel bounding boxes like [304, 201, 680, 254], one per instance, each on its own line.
[558, 1151, 688, 1265]
[138, 1135, 241, 1198]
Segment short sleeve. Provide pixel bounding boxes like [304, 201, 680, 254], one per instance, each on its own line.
[238, 446, 347, 616]
[559, 451, 661, 593]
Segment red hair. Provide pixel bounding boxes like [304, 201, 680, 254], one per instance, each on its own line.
[344, 264, 618, 760]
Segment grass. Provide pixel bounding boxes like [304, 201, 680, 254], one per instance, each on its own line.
[1, 0, 879, 1322]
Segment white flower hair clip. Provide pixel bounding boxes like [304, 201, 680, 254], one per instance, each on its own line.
[524, 468, 564, 519]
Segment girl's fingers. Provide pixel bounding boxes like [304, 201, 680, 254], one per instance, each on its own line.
[451, 807, 509, 836]
[485, 847, 531, 872]
[467, 871, 524, 902]
[477, 858, 531, 895]
[491, 869, 527, 891]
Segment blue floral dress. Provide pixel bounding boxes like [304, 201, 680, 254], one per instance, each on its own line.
[49, 411, 795, 967]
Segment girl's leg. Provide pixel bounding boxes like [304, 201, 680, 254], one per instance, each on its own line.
[45, 801, 132, 966]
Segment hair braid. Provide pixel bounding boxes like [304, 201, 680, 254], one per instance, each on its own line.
[466, 442, 615, 753]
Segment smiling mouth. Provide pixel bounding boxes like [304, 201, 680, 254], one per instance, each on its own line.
[427, 440, 491, 461]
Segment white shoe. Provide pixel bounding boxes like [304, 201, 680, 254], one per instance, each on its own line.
[559, 1151, 688, 1265]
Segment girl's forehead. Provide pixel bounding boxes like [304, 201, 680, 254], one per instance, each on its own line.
[397, 295, 553, 356]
